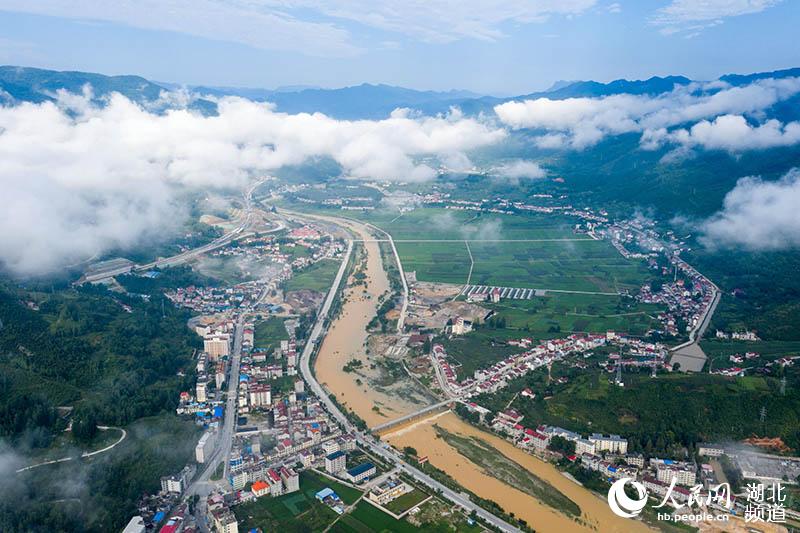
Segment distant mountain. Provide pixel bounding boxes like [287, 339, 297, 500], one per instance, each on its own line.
[2, 64, 798, 120]
[544, 80, 581, 92]
[720, 66, 800, 86]
[503, 75, 692, 103]
[185, 82, 484, 119]
[0, 65, 165, 105]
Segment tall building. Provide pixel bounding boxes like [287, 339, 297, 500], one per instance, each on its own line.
[204, 334, 231, 360]
[122, 516, 146, 533]
[280, 466, 300, 493]
[211, 509, 238, 533]
[161, 471, 187, 494]
[249, 383, 271, 407]
[196, 380, 208, 403]
[589, 433, 628, 454]
[195, 431, 216, 463]
[325, 451, 346, 474]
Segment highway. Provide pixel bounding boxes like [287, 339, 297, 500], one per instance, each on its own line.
[299, 239, 521, 533]
[78, 178, 278, 284]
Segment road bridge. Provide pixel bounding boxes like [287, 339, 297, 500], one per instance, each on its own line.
[371, 398, 460, 434]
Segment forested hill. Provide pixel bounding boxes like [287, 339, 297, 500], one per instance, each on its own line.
[0, 276, 200, 447]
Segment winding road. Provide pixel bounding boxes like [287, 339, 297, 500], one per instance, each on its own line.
[16, 426, 127, 473]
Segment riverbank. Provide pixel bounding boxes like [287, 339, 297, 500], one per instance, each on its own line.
[387, 412, 650, 532]
[311, 216, 421, 426]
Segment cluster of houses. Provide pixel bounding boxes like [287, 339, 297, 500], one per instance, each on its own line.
[432, 331, 667, 399]
[638, 257, 717, 338]
[467, 405, 731, 511]
[238, 337, 300, 415]
[165, 228, 343, 315]
[715, 329, 761, 341]
[711, 352, 799, 377]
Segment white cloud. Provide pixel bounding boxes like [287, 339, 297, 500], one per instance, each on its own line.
[607, 2, 622, 14]
[0, 91, 505, 275]
[651, 0, 782, 36]
[699, 169, 800, 250]
[494, 76, 800, 149]
[0, 0, 597, 54]
[643, 114, 800, 152]
[0, 0, 360, 57]
[494, 160, 547, 180]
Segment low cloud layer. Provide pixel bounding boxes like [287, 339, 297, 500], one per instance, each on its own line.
[494, 160, 547, 180]
[699, 169, 800, 250]
[642, 114, 800, 152]
[494, 76, 800, 151]
[0, 91, 504, 275]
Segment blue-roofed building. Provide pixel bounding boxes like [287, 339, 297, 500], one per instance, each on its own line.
[315, 487, 335, 501]
[153, 511, 165, 524]
[213, 406, 224, 418]
[345, 462, 376, 483]
[315, 487, 344, 514]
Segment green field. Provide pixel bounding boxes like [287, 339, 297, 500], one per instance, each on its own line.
[395, 241, 470, 284]
[439, 329, 528, 379]
[487, 293, 664, 337]
[254, 315, 289, 352]
[333, 501, 420, 533]
[286, 259, 340, 292]
[468, 240, 650, 292]
[384, 488, 430, 515]
[234, 470, 363, 532]
[439, 293, 663, 379]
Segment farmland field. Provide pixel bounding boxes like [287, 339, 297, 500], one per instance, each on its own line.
[486, 293, 664, 337]
[395, 241, 470, 284]
[285, 258, 340, 292]
[467, 240, 651, 292]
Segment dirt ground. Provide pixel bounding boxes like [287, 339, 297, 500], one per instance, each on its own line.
[406, 293, 490, 330]
[284, 289, 323, 314]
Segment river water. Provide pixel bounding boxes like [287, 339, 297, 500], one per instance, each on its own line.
[313, 217, 419, 427]
[313, 214, 651, 532]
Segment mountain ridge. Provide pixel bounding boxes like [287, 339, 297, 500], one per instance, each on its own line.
[2, 64, 799, 119]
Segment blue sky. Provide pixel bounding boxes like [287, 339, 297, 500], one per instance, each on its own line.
[0, 0, 798, 94]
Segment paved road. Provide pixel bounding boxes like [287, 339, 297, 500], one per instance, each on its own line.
[364, 222, 409, 333]
[15, 426, 127, 473]
[79, 179, 277, 284]
[298, 235, 521, 532]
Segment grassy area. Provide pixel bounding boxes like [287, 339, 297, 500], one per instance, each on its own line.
[700, 339, 800, 370]
[234, 470, 363, 532]
[286, 259, 340, 292]
[395, 241, 470, 284]
[253, 315, 289, 352]
[439, 329, 527, 379]
[486, 293, 664, 338]
[434, 426, 581, 519]
[334, 501, 419, 533]
[384, 488, 429, 515]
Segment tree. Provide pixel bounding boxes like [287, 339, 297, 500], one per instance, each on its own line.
[548, 435, 576, 455]
[72, 406, 99, 443]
